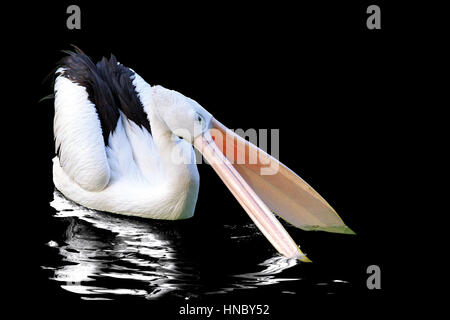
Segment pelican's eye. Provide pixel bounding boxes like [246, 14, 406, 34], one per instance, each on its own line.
[196, 113, 207, 132]
[196, 114, 205, 124]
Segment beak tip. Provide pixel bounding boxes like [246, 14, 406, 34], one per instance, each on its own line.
[294, 248, 312, 263]
[299, 255, 312, 263]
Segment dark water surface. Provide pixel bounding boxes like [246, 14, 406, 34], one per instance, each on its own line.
[41, 191, 358, 302]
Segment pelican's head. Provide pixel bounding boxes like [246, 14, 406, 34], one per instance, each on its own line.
[151, 85, 213, 143]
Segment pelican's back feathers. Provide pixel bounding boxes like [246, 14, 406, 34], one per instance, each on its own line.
[54, 50, 153, 192]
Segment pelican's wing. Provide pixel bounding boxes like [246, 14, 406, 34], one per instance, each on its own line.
[54, 70, 114, 191]
[54, 51, 155, 191]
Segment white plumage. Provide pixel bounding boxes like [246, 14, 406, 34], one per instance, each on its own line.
[54, 70, 110, 192]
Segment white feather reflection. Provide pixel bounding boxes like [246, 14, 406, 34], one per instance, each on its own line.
[50, 191, 190, 299]
[47, 191, 302, 300]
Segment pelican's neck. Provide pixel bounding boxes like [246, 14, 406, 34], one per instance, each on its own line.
[147, 107, 199, 219]
[131, 75, 199, 218]
[132, 74, 198, 190]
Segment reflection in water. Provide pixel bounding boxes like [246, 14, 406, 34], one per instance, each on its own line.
[45, 191, 305, 300]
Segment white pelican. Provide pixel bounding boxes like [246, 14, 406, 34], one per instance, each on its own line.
[52, 49, 354, 262]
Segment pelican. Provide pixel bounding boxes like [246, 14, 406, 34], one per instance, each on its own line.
[52, 49, 354, 262]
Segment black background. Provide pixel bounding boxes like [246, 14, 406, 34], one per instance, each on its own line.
[4, 0, 416, 316]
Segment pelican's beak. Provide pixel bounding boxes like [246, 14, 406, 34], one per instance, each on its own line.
[193, 119, 354, 262]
